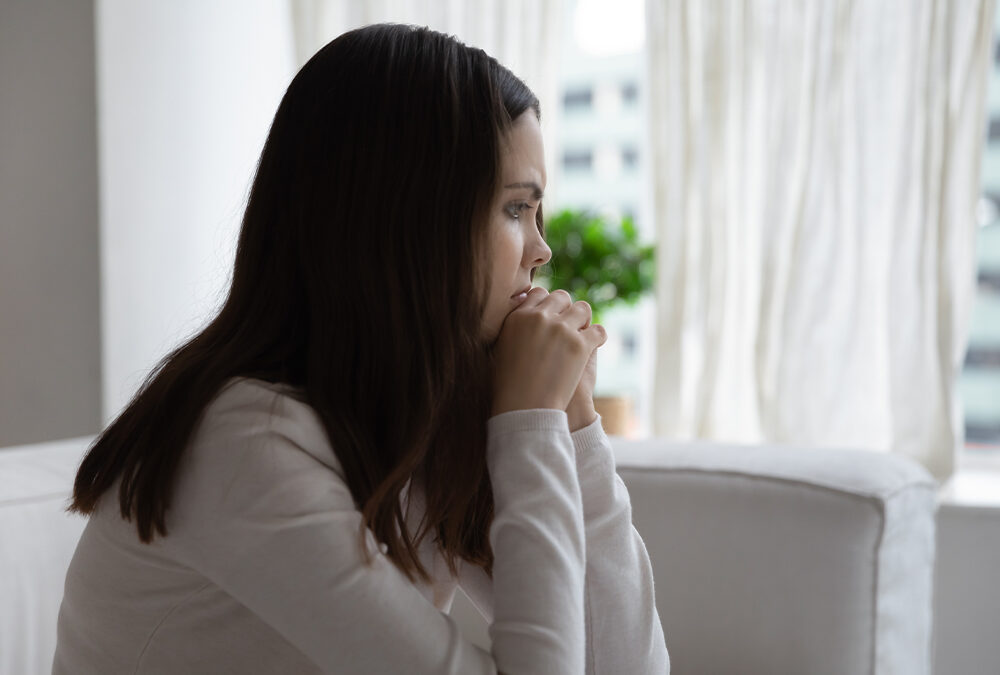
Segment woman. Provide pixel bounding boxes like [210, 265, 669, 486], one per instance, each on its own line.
[54, 23, 669, 674]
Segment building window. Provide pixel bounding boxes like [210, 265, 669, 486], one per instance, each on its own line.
[622, 330, 638, 358]
[965, 346, 1000, 368]
[563, 87, 593, 111]
[980, 269, 1000, 293]
[622, 146, 639, 170]
[563, 149, 594, 171]
[621, 81, 639, 105]
[989, 117, 1000, 142]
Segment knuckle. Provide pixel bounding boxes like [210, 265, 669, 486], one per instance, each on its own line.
[531, 311, 553, 330]
[552, 289, 571, 301]
[565, 330, 586, 353]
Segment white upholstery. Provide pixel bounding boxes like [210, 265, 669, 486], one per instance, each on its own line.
[0, 437, 90, 675]
[613, 439, 937, 675]
[0, 436, 937, 675]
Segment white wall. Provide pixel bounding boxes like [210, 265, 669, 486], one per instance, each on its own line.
[0, 0, 101, 446]
[96, 0, 295, 419]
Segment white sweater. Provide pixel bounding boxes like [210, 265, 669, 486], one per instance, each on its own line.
[53, 378, 669, 674]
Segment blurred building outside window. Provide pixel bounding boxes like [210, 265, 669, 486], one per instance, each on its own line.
[553, 0, 651, 436]
[963, 4, 1000, 459]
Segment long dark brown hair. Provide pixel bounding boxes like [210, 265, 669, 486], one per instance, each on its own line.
[70, 23, 542, 582]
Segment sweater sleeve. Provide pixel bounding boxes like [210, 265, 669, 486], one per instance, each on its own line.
[161, 394, 585, 675]
[458, 416, 670, 674]
[486, 410, 586, 674]
[570, 417, 670, 674]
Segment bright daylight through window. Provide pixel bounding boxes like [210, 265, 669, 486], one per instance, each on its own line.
[963, 6, 1000, 457]
[556, 0, 1000, 455]
[551, 0, 652, 436]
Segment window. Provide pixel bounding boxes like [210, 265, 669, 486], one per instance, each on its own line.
[621, 81, 639, 105]
[962, 12, 1000, 454]
[988, 117, 1000, 142]
[563, 88, 593, 111]
[555, 0, 650, 436]
[622, 330, 637, 357]
[562, 149, 594, 171]
[622, 146, 639, 170]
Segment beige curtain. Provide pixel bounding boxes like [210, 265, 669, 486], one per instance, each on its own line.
[290, 0, 564, 159]
[646, 0, 995, 481]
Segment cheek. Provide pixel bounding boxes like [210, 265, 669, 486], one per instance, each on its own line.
[482, 243, 519, 331]
[494, 230, 523, 278]
[483, 218, 524, 317]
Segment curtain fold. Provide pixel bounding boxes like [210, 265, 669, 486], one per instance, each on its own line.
[646, 0, 995, 480]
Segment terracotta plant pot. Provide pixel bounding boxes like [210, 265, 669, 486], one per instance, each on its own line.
[594, 395, 631, 436]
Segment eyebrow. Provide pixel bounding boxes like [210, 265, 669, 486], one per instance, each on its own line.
[504, 182, 545, 200]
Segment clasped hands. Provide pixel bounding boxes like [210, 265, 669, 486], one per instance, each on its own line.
[492, 288, 606, 433]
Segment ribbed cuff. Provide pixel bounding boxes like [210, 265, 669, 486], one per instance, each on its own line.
[570, 414, 606, 453]
[487, 409, 569, 437]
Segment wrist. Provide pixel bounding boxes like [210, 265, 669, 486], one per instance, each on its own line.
[493, 396, 566, 417]
[566, 401, 598, 433]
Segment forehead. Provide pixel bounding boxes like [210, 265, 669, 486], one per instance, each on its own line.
[500, 112, 546, 187]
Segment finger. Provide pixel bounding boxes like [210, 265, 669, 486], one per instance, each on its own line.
[537, 289, 573, 314]
[563, 300, 592, 330]
[514, 286, 549, 310]
[583, 323, 608, 349]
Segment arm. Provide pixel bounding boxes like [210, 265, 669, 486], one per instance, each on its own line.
[562, 337, 669, 671]
[571, 417, 670, 674]
[457, 416, 670, 675]
[487, 410, 586, 673]
[161, 394, 585, 674]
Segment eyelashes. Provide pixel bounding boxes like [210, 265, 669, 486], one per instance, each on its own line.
[505, 201, 536, 220]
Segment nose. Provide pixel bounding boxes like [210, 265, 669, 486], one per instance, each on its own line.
[527, 228, 552, 269]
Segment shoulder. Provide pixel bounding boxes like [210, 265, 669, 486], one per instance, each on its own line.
[193, 377, 341, 473]
[161, 377, 363, 568]
[170, 378, 348, 515]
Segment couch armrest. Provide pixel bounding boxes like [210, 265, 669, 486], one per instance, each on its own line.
[613, 439, 937, 675]
[0, 437, 91, 675]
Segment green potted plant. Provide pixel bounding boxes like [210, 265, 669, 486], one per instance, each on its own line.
[534, 208, 655, 434]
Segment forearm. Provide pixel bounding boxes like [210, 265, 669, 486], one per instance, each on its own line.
[487, 409, 588, 674]
[571, 418, 670, 674]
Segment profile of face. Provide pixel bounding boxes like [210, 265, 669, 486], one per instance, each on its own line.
[481, 112, 552, 341]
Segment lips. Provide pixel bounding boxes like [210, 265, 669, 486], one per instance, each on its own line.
[511, 285, 532, 298]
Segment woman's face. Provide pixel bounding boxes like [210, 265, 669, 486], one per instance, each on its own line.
[481, 111, 552, 342]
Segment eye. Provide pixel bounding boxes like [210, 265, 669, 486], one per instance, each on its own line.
[505, 202, 532, 220]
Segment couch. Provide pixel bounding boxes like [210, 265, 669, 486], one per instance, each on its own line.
[0, 435, 937, 674]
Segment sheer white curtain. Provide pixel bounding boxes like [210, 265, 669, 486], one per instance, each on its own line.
[290, 0, 564, 155]
[646, 0, 995, 480]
